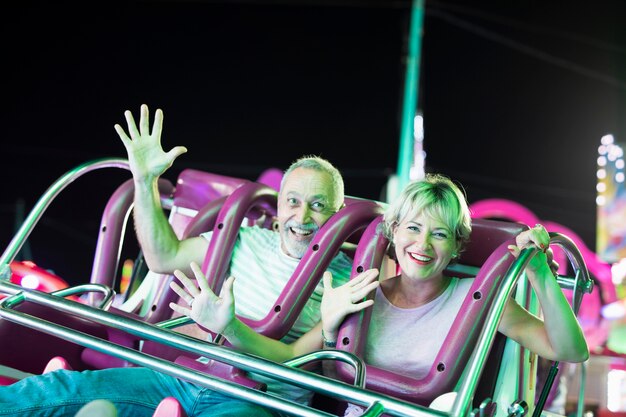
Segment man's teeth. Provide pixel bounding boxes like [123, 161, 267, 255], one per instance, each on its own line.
[291, 227, 313, 236]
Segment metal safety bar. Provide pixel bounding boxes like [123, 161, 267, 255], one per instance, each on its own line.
[2, 283, 116, 311]
[0, 158, 130, 278]
[531, 233, 592, 417]
[451, 232, 592, 417]
[0, 233, 591, 417]
[0, 279, 443, 417]
[283, 350, 366, 389]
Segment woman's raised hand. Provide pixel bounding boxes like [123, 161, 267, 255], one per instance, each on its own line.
[508, 224, 559, 275]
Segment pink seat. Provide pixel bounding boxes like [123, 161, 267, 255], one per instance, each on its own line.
[333, 218, 529, 406]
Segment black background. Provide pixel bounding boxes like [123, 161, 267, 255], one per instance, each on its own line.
[2, 0, 625, 286]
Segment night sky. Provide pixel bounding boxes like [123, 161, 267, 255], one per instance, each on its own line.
[2, 0, 625, 286]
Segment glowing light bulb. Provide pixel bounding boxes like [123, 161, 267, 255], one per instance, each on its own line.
[601, 134, 614, 145]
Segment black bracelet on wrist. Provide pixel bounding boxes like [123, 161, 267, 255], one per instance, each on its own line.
[322, 329, 337, 348]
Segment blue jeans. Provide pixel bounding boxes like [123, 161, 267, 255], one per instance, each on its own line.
[0, 367, 280, 417]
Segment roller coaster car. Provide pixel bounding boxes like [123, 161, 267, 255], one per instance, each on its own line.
[0, 162, 257, 373]
[0, 159, 380, 372]
[0, 159, 592, 417]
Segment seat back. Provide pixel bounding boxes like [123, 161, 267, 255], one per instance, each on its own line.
[333, 218, 529, 406]
[81, 169, 258, 369]
[88, 178, 174, 297]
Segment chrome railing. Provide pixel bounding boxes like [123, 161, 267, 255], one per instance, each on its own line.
[0, 158, 130, 281]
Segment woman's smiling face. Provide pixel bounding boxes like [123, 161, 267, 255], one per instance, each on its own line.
[392, 211, 458, 282]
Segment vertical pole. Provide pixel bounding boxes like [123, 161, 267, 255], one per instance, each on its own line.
[395, 0, 425, 194]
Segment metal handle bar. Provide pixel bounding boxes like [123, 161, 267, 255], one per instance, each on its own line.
[0, 279, 443, 417]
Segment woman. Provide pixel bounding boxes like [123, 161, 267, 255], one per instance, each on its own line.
[171, 173, 589, 415]
[321, 173, 588, 377]
[320, 173, 589, 415]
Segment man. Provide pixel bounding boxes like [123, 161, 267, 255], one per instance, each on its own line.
[0, 105, 353, 417]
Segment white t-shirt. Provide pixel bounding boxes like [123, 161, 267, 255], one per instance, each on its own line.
[344, 277, 473, 416]
[365, 277, 474, 378]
